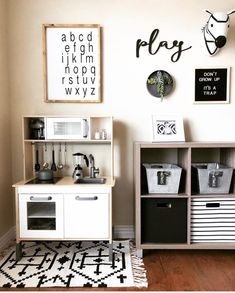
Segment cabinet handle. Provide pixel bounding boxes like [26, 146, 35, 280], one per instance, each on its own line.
[156, 202, 172, 208]
[75, 196, 98, 201]
[82, 119, 89, 138]
[206, 202, 220, 208]
[30, 196, 52, 201]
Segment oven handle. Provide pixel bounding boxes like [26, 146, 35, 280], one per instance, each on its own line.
[75, 195, 98, 201]
[29, 196, 52, 201]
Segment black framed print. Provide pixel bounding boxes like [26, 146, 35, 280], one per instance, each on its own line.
[194, 67, 230, 104]
[43, 24, 101, 103]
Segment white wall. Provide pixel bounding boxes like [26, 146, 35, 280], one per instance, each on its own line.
[7, 0, 235, 225]
[0, 0, 13, 236]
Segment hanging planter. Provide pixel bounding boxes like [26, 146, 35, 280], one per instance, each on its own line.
[147, 70, 174, 101]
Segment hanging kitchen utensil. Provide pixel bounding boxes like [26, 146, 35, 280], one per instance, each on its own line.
[57, 143, 63, 170]
[43, 143, 49, 169]
[34, 144, 40, 171]
[51, 143, 57, 171]
[64, 142, 68, 168]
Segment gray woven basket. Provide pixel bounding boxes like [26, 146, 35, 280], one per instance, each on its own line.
[192, 163, 233, 194]
[143, 163, 182, 194]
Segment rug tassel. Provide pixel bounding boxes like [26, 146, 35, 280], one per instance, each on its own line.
[130, 241, 148, 288]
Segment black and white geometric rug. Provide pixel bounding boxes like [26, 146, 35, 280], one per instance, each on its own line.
[0, 240, 147, 288]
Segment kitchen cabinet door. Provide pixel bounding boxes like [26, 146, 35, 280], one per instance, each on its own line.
[19, 193, 64, 238]
[64, 193, 110, 239]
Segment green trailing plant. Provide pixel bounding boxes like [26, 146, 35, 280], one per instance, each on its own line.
[147, 71, 173, 101]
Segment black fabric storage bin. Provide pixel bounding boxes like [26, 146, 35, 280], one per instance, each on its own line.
[141, 198, 187, 243]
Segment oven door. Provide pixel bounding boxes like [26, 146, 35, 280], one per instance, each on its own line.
[18, 193, 64, 239]
[45, 117, 89, 140]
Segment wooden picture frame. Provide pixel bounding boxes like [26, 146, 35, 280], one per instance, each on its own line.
[42, 24, 101, 103]
[194, 67, 230, 104]
[152, 115, 185, 142]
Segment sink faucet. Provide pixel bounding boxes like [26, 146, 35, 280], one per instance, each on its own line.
[89, 154, 100, 178]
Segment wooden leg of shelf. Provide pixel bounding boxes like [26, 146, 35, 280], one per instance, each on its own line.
[15, 242, 22, 261]
[136, 248, 143, 258]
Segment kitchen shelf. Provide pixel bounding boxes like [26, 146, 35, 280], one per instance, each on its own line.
[27, 212, 55, 218]
[24, 139, 112, 144]
[22, 115, 114, 181]
[135, 141, 235, 257]
[23, 115, 113, 141]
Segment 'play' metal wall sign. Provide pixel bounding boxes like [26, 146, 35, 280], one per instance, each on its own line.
[136, 28, 192, 62]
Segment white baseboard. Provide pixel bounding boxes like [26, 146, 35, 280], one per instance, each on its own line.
[0, 226, 15, 250]
[0, 225, 134, 249]
[113, 225, 134, 239]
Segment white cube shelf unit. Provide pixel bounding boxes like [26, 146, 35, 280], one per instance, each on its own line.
[134, 142, 235, 257]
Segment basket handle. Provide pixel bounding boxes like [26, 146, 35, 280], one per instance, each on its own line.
[157, 171, 171, 185]
[208, 171, 223, 188]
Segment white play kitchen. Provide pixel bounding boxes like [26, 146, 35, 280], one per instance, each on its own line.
[13, 115, 115, 260]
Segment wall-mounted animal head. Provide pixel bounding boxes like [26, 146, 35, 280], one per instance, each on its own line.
[202, 9, 235, 56]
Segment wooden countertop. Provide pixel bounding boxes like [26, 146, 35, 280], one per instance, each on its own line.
[13, 176, 115, 188]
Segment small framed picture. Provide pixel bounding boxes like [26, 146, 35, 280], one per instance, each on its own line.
[194, 67, 230, 104]
[152, 115, 185, 142]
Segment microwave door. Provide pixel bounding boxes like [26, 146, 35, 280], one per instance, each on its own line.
[46, 118, 89, 140]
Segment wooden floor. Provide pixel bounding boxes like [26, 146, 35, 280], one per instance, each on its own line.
[2, 249, 235, 291]
[142, 249, 235, 291]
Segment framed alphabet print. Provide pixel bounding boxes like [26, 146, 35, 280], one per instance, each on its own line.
[152, 115, 185, 142]
[43, 24, 101, 103]
[194, 67, 230, 104]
